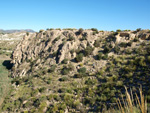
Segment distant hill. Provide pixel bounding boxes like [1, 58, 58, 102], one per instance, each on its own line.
[0, 29, 35, 33]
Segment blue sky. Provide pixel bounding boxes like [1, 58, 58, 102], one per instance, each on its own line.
[0, 0, 150, 31]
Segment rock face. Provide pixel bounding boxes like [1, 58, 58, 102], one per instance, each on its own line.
[11, 29, 111, 77]
[11, 29, 147, 77]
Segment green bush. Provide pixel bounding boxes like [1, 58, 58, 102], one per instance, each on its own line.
[61, 67, 70, 75]
[134, 37, 139, 42]
[147, 56, 150, 63]
[85, 78, 97, 85]
[114, 46, 120, 54]
[52, 51, 57, 57]
[59, 77, 68, 81]
[94, 40, 100, 47]
[75, 53, 84, 62]
[74, 73, 86, 78]
[116, 29, 122, 32]
[103, 46, 111, 53]
[52, 36, 60, 44]
[39, 87, 46, 93]
[102, 54, 108, 60]
[97, 52, 103, 60]
[78, 28, 84, 34]
[68, 37, 75, 41]
[84, 46, 94, 56]
[26, 32, 29, 36]
[136, 28, 141, 32]
[48, 65, 56, 73]
[39, 29, 44, 33]
[61, 65, 73, 75]
[91, 28, 99, 34]
[120, 42, 127, 47]
[61, 59, 68, 64]
[78, 67, 86, 73]
[80, 36, 87, 41]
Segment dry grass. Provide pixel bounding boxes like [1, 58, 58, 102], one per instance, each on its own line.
[116, 86, 147, 113]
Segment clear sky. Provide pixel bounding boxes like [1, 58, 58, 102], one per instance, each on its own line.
[0, 0, 150, 31]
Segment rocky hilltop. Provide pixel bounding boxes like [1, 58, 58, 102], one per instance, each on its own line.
[11, 29, 150, 78]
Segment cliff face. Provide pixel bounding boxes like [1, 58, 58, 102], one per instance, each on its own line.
[11, 29, 150, 77]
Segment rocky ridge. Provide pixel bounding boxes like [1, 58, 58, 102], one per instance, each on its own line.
[11, 29, 150, 78]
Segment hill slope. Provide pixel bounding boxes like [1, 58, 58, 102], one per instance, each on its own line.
[1, 29, 150, 112]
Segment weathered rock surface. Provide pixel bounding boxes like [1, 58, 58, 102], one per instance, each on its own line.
[11, 29, 148, 77]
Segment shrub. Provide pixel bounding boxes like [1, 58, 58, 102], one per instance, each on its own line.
[39, 29, 44, 33]
[68, 64, 74, 71]
[61, 67, 70, 75]
[147, 56, 150, 63]
[125, 49, 132, 54]
[97, 52, 103, 60]
[33, 99, 40, 107]
[85, 78, 97, 85]
[102, 54, 108, 60]
[26, 32, 29, 36]
[84, 46, 94, 56]
[80, 36, 87, 41]
[75, 53, 84, 62]
[120, 42, 127, 47]
[116, 29, 122, 32]
[116, 81, 123, 87]
[127, 41, 132, 46]
[31, 89, 39, 96]
[91, 28, 99, 33]
[52, 51, 57, 57]
[55, 28, 61, 30]
[103, 46, 111, 53]
[50, 28, 54, 30]
[70, 49, 75, 54]
[136, 28, 142, 32]
[48, 65, 56, 73]
[94, 40, 100, 47]
[39, 87, 46, 93]
[59, 77, 68, 81]
[68, 37, 75, 41]
[61, 59, 68, 64]
[78, 28, 84, 34]
[114, 46, 120, 54]
[52, 36, 60, 44]
[78, 67, 86, 73]
[74, 73, 85, 78]
[134, 37, 139, 42]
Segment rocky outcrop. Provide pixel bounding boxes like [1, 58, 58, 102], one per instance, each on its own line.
[11, 30, 111, 77]
[11, 29, 148, 78]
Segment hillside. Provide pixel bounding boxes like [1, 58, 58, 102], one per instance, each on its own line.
[1, 28, 150, 112]
[0, 29, 35, 34]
